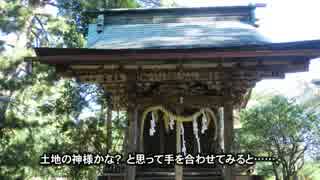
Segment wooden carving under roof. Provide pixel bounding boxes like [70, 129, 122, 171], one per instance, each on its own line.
[33, 53, 314, 110]
[30, 5, 320, 110]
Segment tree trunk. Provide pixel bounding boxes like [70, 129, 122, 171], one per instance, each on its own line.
[106, 100, 112, 152]
[283, 174, 290, 180]
[123, 120, 129, 156]
[293, 175, 299, 180]
[272, 162, 280, 180]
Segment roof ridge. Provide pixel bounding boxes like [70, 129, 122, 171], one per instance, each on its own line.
[85, 4, 265, 16]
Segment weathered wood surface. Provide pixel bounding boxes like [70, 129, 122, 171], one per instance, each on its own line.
[31, 40, 317, 113]
[34, 49, 318, 64]
[175, 121, 183, 180]
[31, 39, 318, 111]
[86, 5, 260, 18]
[126, 103, 139, 180]
[55, 59, 308, 110]
[224, 103, 235, 180]
[34, 39, 320, 64]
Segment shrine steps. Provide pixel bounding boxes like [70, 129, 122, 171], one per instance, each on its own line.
[136, 168, 223, 180]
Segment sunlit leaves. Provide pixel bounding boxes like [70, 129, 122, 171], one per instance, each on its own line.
[0, 0, 147, 178]
[0, 1, 33, 33]
[239, 95, 320, 179]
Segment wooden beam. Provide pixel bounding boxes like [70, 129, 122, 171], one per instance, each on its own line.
[84, 5, 259, 17]
[136, 95, 228, 107]
[70, 62, 308, 73]
[36, 49, 318, 65]
[72, 63, 307, 85]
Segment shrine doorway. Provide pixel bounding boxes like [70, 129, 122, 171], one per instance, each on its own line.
[141, 106, 221, 158]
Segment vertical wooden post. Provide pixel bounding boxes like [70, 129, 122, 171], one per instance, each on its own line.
[138, 105, 146, 153]
[224, 102, 234, 180]
[159, 117, 165, 154]
[126, 71, 139, 180]
[126, 104, 139, 180]
[175, 121, 183, 180]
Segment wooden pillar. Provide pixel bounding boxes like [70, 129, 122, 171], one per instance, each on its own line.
[224, 102, 234, 180]
[126, 71, 139, 180]
[137, 104, 145, 153]
[126, 104, 139, 180]
[175, 121, 183, 180]
[159, 118, 165, 153]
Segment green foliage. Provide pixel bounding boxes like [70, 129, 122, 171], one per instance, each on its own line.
[0, 1, 33, 33]
[0, 0, 140, 179]
[300, 162, 320, 180]
[239, 95, 320, 180]
[56, 0, 139, 35]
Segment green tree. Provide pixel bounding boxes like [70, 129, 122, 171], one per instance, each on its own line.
[0, 0, 139, 179]
[239, 95, 320, 180]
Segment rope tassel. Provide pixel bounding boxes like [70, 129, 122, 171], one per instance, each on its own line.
[181, 123, 187, 155]
[140, 106, 219, 153]
[193, 116, 201, 153]
[149, 111, 157, 136]
[169, 115, 175, 130]
[201, 110, 208, 134]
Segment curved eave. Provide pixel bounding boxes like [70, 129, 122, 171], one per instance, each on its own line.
[32, 40, 320, 65]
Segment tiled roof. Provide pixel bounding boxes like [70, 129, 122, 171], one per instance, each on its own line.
[87, 21, 269, 49]
[86, 5, 269, 49]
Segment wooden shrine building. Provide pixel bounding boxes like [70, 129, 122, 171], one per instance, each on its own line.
[31, 5, 320, 180]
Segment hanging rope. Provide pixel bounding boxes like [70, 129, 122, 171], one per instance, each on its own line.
[181, 123, 187, 155]
[140, 105, 219, 152]
[149, 111, 157, 136]
[192, 115, 201, 153]
[169, 116, 175, 130]
[201, 109, 208, 134]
